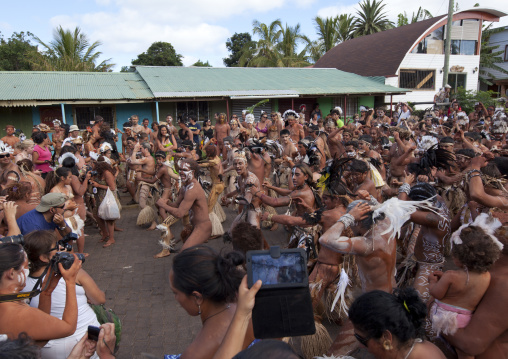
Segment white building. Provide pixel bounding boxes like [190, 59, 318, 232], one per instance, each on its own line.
[479, 25, 508, 97]
[314, 8, 506, 110]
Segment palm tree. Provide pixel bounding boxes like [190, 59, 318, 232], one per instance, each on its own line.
[277, 23, 310, 67]
[313, 16, 340, 54]
[31, 26, 114, 71]
[337, 14, 355, 43]
[239, 19, 282, 67]
[352, 0, 394, 38]
[397, 7, 433, 27]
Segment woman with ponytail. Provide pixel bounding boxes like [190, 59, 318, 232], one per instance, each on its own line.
[166, 245, 254, 359]
[348, 287, 445, 358]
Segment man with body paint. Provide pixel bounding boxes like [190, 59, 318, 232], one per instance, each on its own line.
[222, 151, 263, 231]
[156, 159, 211, 257]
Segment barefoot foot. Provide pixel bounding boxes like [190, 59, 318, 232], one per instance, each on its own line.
[146, 222, 157, 231]
[114, 226, 123, 232]
[103, 239, 115, 248]
[270, 223, 279, 231]
[153, 249, 171, 258]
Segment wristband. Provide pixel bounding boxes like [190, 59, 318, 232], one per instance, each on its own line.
[58, 225, 67, 231]
[337, 213, 355, 228]
[398, 182, 411, 195]
[368, 195, 379, 206]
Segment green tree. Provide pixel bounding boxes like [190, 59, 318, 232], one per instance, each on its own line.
[120, 66, 135, 72]
[131, 41, 183, 66]
[31, 26, 114, 71]
[277, 23, 310, 67]
[397, 7, 433, 27]
[0, 31, 37, 71]
[454, 88, 497, 114]
[305, 14, 354, 62]
[192, 59, 212, 67]
[239, 19, 283, 67]
[223, 32, 253, 67]
[479, 23, 508, 86]
[352, 0, 394, 37]
[337, 14, 355, 43]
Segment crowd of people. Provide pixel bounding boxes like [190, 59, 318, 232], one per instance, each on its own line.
[1, 91, 508, 359]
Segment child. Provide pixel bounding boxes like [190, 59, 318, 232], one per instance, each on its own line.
[428, 213, 502, 359]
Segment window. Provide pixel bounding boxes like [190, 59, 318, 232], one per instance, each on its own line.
[74, 106, 114, 129]
[448, 73, 467, 91]
[450, 40, 477, 55]
[334, 96, 359, 118]
[411, 27, 444, 54]
[176, 101, 209, 122]
[399, 70, 435, 90]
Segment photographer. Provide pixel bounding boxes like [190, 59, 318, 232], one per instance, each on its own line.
[0, 242, 81, 341]
[23, 230, 105, 358]
[16, 193, 72, 237]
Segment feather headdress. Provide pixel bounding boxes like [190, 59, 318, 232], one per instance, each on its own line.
[58, 152, 79, 166]
[52, 119, 61, 126]
[372, 197, 442, 242]
[233, 151, 247, 163]
[282, 109, 299, 120]
[333, 106, 343, 116]
[417, 135, 438, 152]
[419, 144, 455, 172]
[89, 151, 100, 161]
[492, 110, 508, 134]
[451, 213, 503, 250]
[317, 157, 354, 197]
[99, 142, 113, 153]
[264, 139, 284, 158]
[245, 113, 255, 124]
[0, 140, 14, 154]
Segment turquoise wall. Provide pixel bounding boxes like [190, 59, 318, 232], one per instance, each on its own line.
[317, 97, 333, 117]
[358, 96, 375, 110]
[115, 103, 154, 126]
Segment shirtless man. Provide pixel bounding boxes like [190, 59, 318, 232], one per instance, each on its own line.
[142, 118, 152, 137]
[214, 113, 230, 158]
[389, 130, 412, 186]
[0, 141, 20, 189]
[274, 129, 296, 188]
[285, 112, 304, 143]
[1, 125, 19, 150]
[91, 115, 104, 140]
[163, 115, 177, 137]
[308, 125, 327, 169]
[130, 142, 156, 227]
[320, 197, 403, 356]
[222, 152, 263, 230]
[199, 143, 224, 214]
[137, 151, 177, 223]
[129, 115, 144, 136]
[51, 120, 65, 159]
[173, 140, 199, 161]
[397, 180, 451, 305]
[222, 137, 238, 195]
[345, 159, 378, 199]
[327, 127, 346, 159]
[261, 173, 353, 316]
[118, 122, 133, 154]
[156, 159, 212, 253]
[357, 134, 386, 185]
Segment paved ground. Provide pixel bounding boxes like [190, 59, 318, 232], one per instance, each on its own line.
[82, 193, 300, 359]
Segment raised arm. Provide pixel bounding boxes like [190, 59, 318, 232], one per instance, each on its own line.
[468, 157, 508, 210]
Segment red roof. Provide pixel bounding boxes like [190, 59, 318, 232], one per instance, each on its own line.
[314, 16, 446, 77]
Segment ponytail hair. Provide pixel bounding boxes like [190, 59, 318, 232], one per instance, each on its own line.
[44, 167, 71, 194]
[349, 287, 426, 345]
[172, 245, 245, 303]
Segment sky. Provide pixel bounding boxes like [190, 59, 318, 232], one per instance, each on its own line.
[1, 0, 507, 71]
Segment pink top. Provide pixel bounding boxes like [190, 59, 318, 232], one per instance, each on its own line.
[34, 144, 52, 173]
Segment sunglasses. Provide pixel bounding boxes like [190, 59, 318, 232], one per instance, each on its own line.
[354, 333, 371, 347]
[262, 116, 268, 119]
[0, 154, 10, 158]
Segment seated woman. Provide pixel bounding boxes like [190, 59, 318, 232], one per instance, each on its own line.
[0, 242, 81, 342]
[166, 245, 254, 359]
[17, 159, 45, 205]
[23, 230, 105, 358]
[348, 288, 446, 358]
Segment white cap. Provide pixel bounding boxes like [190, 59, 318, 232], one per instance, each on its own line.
[69, 125, 79, 132]
[445, 84, 452, 89]
[359, 106, 367, 112]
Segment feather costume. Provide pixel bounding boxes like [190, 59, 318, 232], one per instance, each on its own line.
[451, 213, 503, 250]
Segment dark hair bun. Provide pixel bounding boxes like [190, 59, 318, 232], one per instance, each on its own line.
[393, 287, 426, 336]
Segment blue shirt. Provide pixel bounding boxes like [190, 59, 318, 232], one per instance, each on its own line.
[188, 122, 201, 144]
[17, 209, 58, 235]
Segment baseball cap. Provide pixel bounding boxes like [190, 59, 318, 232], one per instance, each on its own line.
[36, 193, 67, 213]
[69, 125, 80, 132]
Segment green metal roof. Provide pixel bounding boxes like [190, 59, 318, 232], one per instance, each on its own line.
[135, 66, 408, 98]
[0, 71, 153, 101]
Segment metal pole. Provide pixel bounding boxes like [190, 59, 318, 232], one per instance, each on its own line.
[60, 103, 66, 124]
[155, 101, 160, 123]
[390, 95, 393, 117]
[291, 98, 294, 110]
[442, 0, 454, 88]
[226, 99, 230, 121]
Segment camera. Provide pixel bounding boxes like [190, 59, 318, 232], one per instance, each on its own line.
[50, 252, 85, 275]
[90, 170, 98, 177]
[57, 233, 78, 252]
[0, 234, 24, 245]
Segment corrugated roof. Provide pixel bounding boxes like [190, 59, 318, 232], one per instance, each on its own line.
[0, 72, 153, 101]
[135, 66, 408, 98]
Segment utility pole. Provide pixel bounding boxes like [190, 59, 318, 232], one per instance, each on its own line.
[442, 0, 454, 88]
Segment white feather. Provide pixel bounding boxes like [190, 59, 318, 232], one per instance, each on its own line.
[330, 268, 350, 316]
[0, 140, 14, 154]
[417, 135, 438, 151]
[451, 213, 503, 250]
[372, 197, 442, 242]
[58, 152, 79, 166]
[282, 109, 299, 120]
